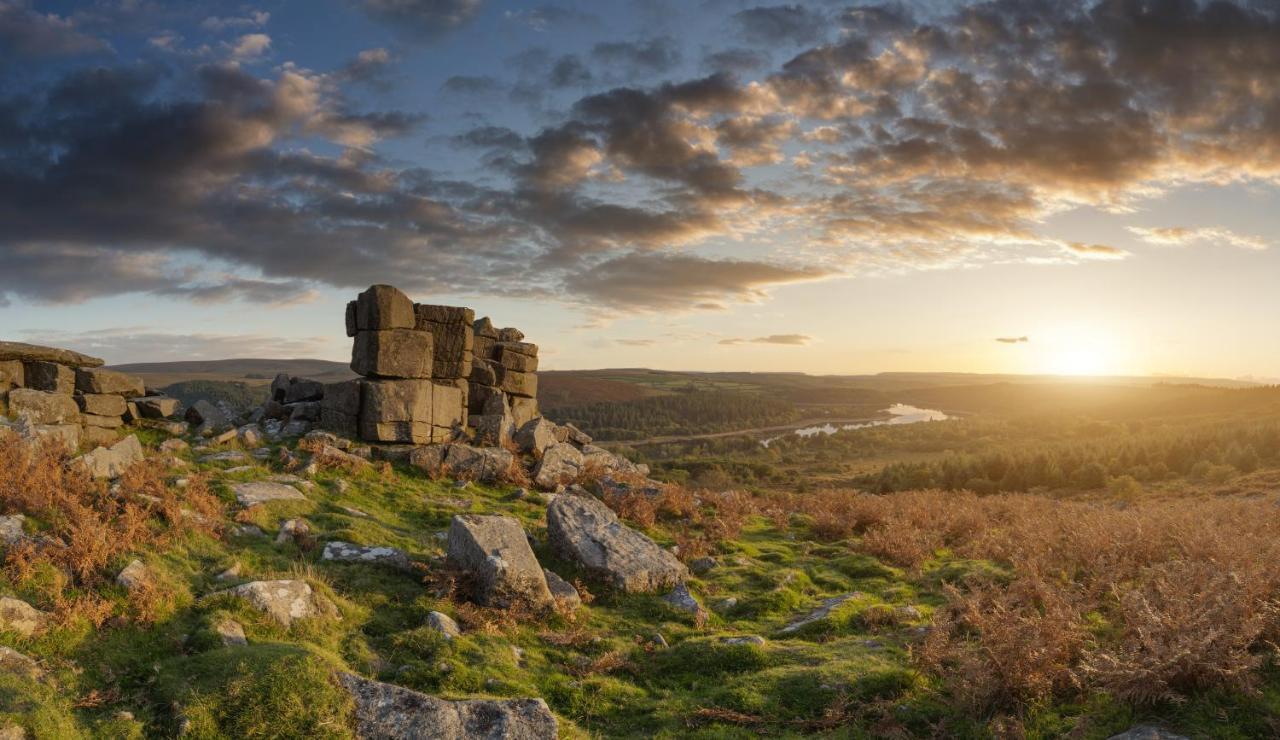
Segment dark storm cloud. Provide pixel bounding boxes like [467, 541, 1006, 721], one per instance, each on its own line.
[0, 0, 108, 58]
[732, 5, 829, 46]
[354, 0, 482, 39]
[6, 0, 1280, 314]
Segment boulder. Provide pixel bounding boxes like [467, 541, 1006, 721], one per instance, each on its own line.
[215, 617, 248, 647]
[0, 515, 27, 547]
[83, 413, 124, 428]
[515, 418, 557, 455]
[563, 423, 592, 446]
[0, 341, 103, 367]
[496, 348, 538, 373]
[473, 316, 499, 339]
[431, 382, 465, 430]
[216, 580, 333, 627]
[543, 569, 581, 611]
[355, 285, 415, 331]
[237, 424, 263, 448]
[339, 673, 557, 740]
[275, 518, 311, 546]
[0, 596, 48, 637]
[532, 443, 584, 490]
[231, 481, 307, 507]
[443, 444, 514, 483]
[360, 379, 434, 444]
[77, 393, 127, 417]
[497, 327, 525, 343]
[321, 541, 411, 570]
[283, 378, 324, 404]
[14, 418, 80, 450]
[8, 389, 80, 425]
[133, 395, 179, 418]
[470, 412, 513, 447]
[24, 361, 74, 393]
[116, 559, 152, 592]
[286, 401, 321, 422]
[494, 341, 538, 358]
[546, 494, 688, 593]
[320, 379, 362, 437]
[446, 515, 553, 608]
[408, 444, 447, 474]
[81, 425, 120, 447]
[497, 368, 537, 398]
[509, 396, 538, 429]
[663, 583, 708, 623]
[310, 444, 371, 470]
[76, 435, 144, 479]
[185, 399, 231, 435]
[426, 611, 461, 640]
[468, 359, 498, 386]
[351, 329, 433, 379]
[74, 367, 144, 397]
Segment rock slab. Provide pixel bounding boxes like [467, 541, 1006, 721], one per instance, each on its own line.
[446, 515, 552, 608]
[339, 672, 557, 740]
[546, 494, 687, 593]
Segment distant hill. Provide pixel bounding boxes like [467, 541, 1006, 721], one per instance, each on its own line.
[108, 358, 356, 389]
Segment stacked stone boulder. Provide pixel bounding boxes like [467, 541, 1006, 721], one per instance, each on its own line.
[0, 341, 177, 448]
[468, 319, 539, 447]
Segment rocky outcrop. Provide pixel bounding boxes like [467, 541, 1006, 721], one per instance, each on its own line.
[215, 580, 334, 627]
[0, 341, 104, 368]
[338, 673, 557, 740]
[546, 494, 687, 593]
[446, 515, 553, 609]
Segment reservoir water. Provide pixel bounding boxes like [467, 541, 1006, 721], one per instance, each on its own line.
[762, 404, 949, 447]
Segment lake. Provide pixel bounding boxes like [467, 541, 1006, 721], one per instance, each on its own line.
[762, 404, 949, 447]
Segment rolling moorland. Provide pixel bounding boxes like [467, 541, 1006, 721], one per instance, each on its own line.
[4, 362, 1280, 737]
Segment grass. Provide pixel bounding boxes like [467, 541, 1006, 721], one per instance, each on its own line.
[5, 419, 1280, 738]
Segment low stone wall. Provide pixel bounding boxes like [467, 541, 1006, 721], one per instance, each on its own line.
[0, 341, 177, 448]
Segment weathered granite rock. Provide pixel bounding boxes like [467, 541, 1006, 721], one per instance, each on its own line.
[284, 379, 324, 405]
[356, 285, 416, 331]
[408, 444, 447, 474]
[24, 361, 74, 393]
[76, 435, 144, 479]
[83, 413, 124, 428]
[497, 327, 525, 343]
[0, 360, 24, 390]
[232, 481, 307, 506]
[275, 518, 311, 546]
[1107, 728, 1189, 740]
[514, 418, 557, 455]
[75, 367, 144, 397]
[532, 443, 583, 490]
[446, 515, 553, 608]
[360, 379, 434, 444]
[8, 389, 80, 425]
[509, 397, 538, 429]
[721, 635, 766, 646]
[496, 348, 538, 373]
[470, 412, 514, 447]
[468, 359, 498, 386]
[185, 399, 231, 435]
[0, 646, 42, 680]
[116, 559, 152, 592]
[13, 417, 80, 450]
[237, 424, 263, 448]
[215, 617, 248, 647]
[663, 583, 708, 622]
[427, 610, 461, 640]
[339, 673, 557, 739]
[444, 444, 515, 483]
[216, 580, 334, 626]
[431, 382, 464, 430]
[497, 368, 537, 398]
[0, 341, 103, 367]
[133, 395, 179, 418]
[0, 515, 27, 547]
[352, 329, 433, 379]
[321, 541, 411, 570]
[778, 593, 861, 634]
[494, 341, 538, 358]
[320, 379, 362, 437]
[0, 596, 48, 637]
[78, 393, 127, 417]
[543, 569, 581, 611]
[546, 494, 688, 593]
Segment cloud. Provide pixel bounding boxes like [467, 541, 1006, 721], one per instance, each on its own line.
[443, 74, 501, 94]
[339, 48, 395, 88]
[227, 33, 271, 62]
[563, 253, 833, 312]
[996, 336, 1029, 344]
[504, 5, 598, 31]
[590, 36, 682, 75]
[355, 0, 482, 39]
[720, 334, 811, 346]
[616, 338, 656, 347]
[1128, 226, 1269, 251]
[201, 11, 270, 33]
[20, 327, 335, 365]
[703, 47, 771, 73]
[732, 5, 829, 46]
[1062, 242, 1130, 260]
[0, 0, 107, 58]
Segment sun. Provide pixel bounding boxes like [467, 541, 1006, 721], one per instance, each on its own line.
[1047, 344, 1110, 376]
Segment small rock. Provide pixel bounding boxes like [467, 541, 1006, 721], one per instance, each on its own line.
[689, 557, 718, 576]
[231, 524, 265, 538]
[116, 559, 152, 592]
[216, 563, 242, 581]
[200, 450, 248, 463]
[427, 611, 461, 640]
[213, 580, 333, 627]
[0, 596, 49, 637]
[650, 633, 669, 649]
[779, 593, 862, 635]
[663, 583, 708, 623]
[720, 635, 766, 646]
[543, 569, 581, 611]
[232, 481, 306, 507]
[215, 617, 247, 647]
[332, 479, 351, 494]
[321, 541, 411, 570]
[0, 646, 42, 679]
[159, 438, 189, 453]
[714, 597, 738, 613]
[0, 514, 28, 547]
[275, 518, 311, 546]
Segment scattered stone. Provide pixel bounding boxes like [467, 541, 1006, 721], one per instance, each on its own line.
[0, 646, 42, 680]
[232, 481, 307, 507]
[200, 450, 249, 463]
[0, 596, 49, 637]
[445, 515, 553, 608]
[215, 580, 333, 627]
[321, 541, 412, 570]
[562, 423, 592, 446]
[211, 428, 238, 445]
[514, 418, 558, 455]
[895, 605, 922, 621]
[339, 672, 557, 740]
[650, 633, 669, 649]
[76, 435, 144, 479]
[715, 597, 738, 613]
[663, 583, 708, 623]
[779, 593, 862, 635]
[1107, 728, 1190, 740]
[442, 443, 515, 483]
[332, 479, 351, 494]
[543, 569, 581, 611]
[689, 557, 718, 575]
[0, 515, 27, 547]
[546, 494, 688, 593]
[116, 559, 152, 592]
[231, 525, 265, 538]
[275, 518, 311, 546]
[215, 617, 248, 647]
[721, 635, 766, 646]
[237, 424, 263, 448]
[134, 396, 180, 418]
[532, 442, 584, 490]
[427, 611, 461, 641]
[216, 563, 242, 581]
[159, 438, 189, 453]
[310, 444, 371, 471]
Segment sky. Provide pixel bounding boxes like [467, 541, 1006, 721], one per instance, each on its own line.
[1, 0, 1279, 378]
